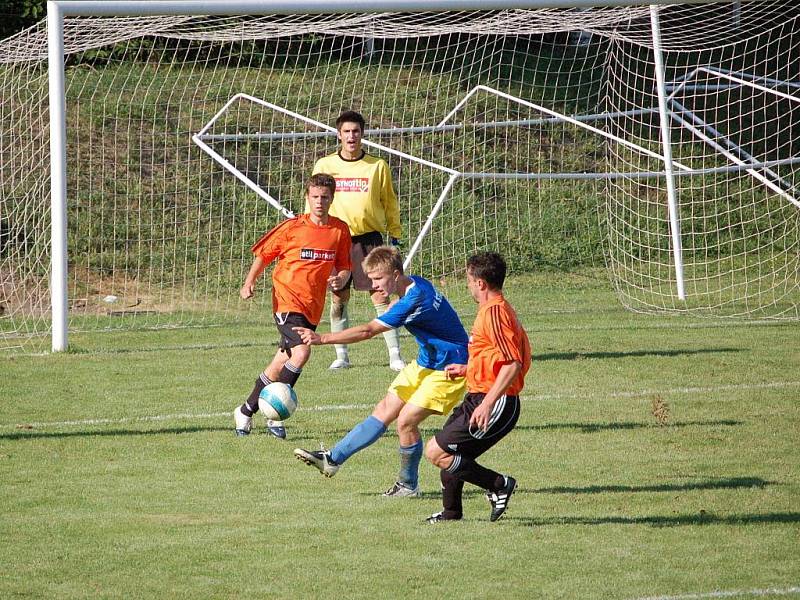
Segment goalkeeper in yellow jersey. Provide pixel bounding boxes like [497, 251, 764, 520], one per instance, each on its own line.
[310, 110, 406, 372]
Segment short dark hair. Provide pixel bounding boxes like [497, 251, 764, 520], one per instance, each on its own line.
[335, 110, 366, 132]
[466, 251, 506, 290]
[306, 172, 336, 195]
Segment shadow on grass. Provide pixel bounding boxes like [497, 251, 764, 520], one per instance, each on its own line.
[315, 419, 744, 440]
[0, 426, 316, 443]
[535, 347, 741, 361]
[364, 477, 775, 502]
[459, 476, 773, 498]
[3, 418, 741, 442]
[414, 419, 742, 438]
[506, 511, 800, 528]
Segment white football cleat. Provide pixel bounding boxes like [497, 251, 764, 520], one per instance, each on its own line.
[233, 406, 252, 436]
[294, 447, 340, 478]
[329, 357, 351, 370]
[389, 357, 406, 372]
[382, 481, 420, 498]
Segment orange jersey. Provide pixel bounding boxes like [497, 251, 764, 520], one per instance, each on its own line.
[466, 295, 531, 395]
[252, 214, 351, 325]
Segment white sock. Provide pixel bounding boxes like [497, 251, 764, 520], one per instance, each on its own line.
[374, 302, 402, 360]
[330, 300, 349, 360]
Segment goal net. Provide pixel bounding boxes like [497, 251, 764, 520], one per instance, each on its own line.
[1, 2, 798, 352]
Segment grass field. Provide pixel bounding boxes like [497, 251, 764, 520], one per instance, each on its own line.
[1, 272, 798, 599]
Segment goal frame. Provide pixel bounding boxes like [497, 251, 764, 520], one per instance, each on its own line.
[46, 0, 717, 351]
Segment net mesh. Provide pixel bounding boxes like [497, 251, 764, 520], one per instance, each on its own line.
[1, 3, 798, 351]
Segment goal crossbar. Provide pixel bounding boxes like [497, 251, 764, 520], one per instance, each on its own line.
[52, 0, 716, 18]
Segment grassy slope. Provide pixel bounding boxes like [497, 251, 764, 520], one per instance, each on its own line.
[1, 272, 798, 599]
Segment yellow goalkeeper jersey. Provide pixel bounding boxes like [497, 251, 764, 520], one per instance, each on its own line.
[310, 152, 401, 239]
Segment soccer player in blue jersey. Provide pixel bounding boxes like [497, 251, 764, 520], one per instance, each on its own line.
[293, 245, 469, 497]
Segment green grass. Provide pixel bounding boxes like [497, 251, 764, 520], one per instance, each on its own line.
[1, 273, 798, 599]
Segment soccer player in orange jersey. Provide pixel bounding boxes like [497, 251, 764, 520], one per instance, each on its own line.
[233, 173, 352, 439]
[424, 252, 531, 523]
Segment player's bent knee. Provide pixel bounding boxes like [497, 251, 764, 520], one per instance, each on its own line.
[372, 394, 403, 425]
[396, 407, 415, 429]
[290, 344, 312, 366]
[425, 437, 449, 467]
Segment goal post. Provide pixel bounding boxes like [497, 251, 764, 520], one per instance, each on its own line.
[1, 0, 797, 353]
[47, 3, 69, 352]
[649, 4, 685, 301]
[44, 0, 704, 352]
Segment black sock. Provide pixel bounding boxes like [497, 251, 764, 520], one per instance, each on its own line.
[277, 361, 301, 387]
[447, 454, 501, 492]
[241, 373, 272, 417]
[440, 468, 464, 519]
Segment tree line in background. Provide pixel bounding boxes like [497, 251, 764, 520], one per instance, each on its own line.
[0, 0, 46, 40]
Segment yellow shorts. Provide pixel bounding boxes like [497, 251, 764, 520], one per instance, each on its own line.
[388, 360, 466, 415]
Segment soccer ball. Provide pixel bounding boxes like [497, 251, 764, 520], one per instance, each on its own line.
[258, 382, 298, 421]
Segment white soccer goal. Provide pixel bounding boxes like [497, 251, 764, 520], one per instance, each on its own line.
[0, 0, 798, 352]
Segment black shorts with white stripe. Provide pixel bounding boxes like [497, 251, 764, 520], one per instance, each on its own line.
[274, 311, 316, 353]
[434, 392, 520, 459]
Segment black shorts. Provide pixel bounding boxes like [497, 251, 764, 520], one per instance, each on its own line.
[435, 392, 520, 459]
[346, 231, 384, 291]
[274, 312, 316, 353]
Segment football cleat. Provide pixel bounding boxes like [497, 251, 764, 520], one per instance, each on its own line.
[329, 357, 351, 370]
[425, 511, 461, 524]
[382, 481, 420, 498]
[266, 419, 287, 440]
[389, 357, 407, 372]
[233, 405, 252, 436]
[488, 475, 517, 522]
[294, 446, 340, 478]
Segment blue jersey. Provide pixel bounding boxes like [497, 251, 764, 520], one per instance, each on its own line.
[376, 275, 468, 370]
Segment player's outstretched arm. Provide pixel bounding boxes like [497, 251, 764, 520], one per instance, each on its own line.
[293, 319, 390, 346]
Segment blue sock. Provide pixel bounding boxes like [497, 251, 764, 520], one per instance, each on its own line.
[398, 438, 423, 488]
[330, 415, 387, 465]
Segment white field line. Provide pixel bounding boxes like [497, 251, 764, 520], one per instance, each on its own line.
[4, 381, 799, 431]
[525, 319, 796, 333]
[632, 585, 800, 600]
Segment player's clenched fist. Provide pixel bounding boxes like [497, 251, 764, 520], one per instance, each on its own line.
[444, 363, 467, 380]
[240, 282, 255, 300]
[327, 274, 346, 292]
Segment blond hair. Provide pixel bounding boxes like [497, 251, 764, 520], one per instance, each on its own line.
[362, 245, 404, 275]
